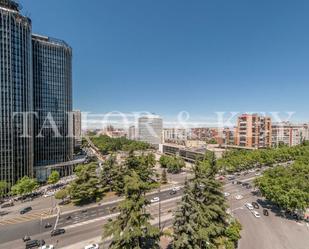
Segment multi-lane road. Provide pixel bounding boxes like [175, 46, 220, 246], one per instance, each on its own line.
[1, 167, 308, 249]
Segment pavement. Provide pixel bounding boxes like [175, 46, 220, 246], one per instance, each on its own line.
[224, 173, 309, 249]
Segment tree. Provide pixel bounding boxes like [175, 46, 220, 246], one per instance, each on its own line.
[11, 176, 38, 196]
[173, 161, 228, 249]
[48, 171, 60, 184]
[69, 163, 105, 205]
[159, 155, 185, 174]
[0, 181, 8, 199]
[161, 169, 168, 184]
[101, 155, 121, 192]
[55, 188, 69, 200]
[103, 171, 160, 249]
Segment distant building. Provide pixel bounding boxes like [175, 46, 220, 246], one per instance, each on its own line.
[138, 115, 163, 145]
[272, 122, 309, 147]
[163, 128, 187, 145]
[73, 110, 82, 149]
[235, 114, 272, 148]
[128, 126, 136, 140]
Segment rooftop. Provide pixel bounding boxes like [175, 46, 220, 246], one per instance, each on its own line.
[0, 0, 20, 12]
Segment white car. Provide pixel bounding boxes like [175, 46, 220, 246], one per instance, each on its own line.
[85, 244, 99, 249]
[43, 192, 54, 198]
[41, 245, 54, 249]
[150, 197, 160, 203]
[172, 186, 181, 192]
[252, 211, 261, 218]
[224, 192, 230, 197]
[255, 172, 261, 176]
[235, 195, 243, 200]
[245, 203, 254, 210]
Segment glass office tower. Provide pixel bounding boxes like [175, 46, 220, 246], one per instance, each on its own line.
[0, 1, 33, 187]
[32, 34, 73, 180]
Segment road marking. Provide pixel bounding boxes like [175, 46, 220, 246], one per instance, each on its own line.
[0, 210, 50, 226]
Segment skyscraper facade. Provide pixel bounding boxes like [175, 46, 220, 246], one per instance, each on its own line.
[0, 0, 74, 186]
[138, 115, 163, 145]
[32, 34, 73, 180]
[0, 1, 33, 187]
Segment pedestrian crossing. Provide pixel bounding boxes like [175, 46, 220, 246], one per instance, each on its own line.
[0, 210, 51, 226]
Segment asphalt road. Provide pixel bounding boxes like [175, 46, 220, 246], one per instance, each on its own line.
[0, 200, 178, 249]
[0, 187, 183, 244]
[224, 174, 309, 249]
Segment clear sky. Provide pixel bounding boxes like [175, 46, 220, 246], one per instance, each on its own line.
[21, 0, 309, 122]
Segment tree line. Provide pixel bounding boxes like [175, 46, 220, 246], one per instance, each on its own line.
[217, 143, 309, 173]
[90, 135, 151, 155]
[254, 152, 309, 212]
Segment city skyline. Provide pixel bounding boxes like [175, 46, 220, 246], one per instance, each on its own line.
[20, 0, 309, 122]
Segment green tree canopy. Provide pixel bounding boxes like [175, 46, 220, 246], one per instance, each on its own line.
[11, 176, 38, 196]
[0, 181, 8, 199]
[159, 155, 185, 174]
[48, 171, 60, 184]
[103, 171, 160, 249]
[69, 163, 105, 205]
[55, 188, 69, 200]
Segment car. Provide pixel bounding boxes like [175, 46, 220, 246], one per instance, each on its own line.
[172, 186, 181, 192]
[1, 202, 14, 208]
[169, 190, 177, 195]
[248, 169, 255, 173]
[59, 199, 71, 205]
[236, 181, 242, 185]
[40, 245, 54, 249]
[150, 197, 160, 203]
[66, 215, 72, 220]
[263, 209, 269, 216]
[44, 223, 52, 228]
[246, 184, 252, 189]
[224, 192, 230, 197]
[22, 235, 31, 242]
[245, 203, 254, 210]
[25, 240, 45, 249]
[227, 175, 235, 181]
[241, 182, 249, 187]
[252, 202, 259, 209]
[252, 211, 261, 218]
[0, 210, 9, 216]
[235, 195, 243, 200]
[255, 172, 261, 176]
[20, 206, 32, 214]
[51, 228, 65, 236]
[81, 209, 88, 213]
[84, 244, 99, 249]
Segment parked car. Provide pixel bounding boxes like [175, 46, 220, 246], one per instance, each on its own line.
[224, 192, 230, 197]
[245, 203, 254, 210]
[51, 228, 65, 237]
[252, 202, 259, 209]
[252, 211, 261, 218]
[169, 190, 177, 195]
[20, 206, 32, 214]
[0, 210, 9, 216]
[1, 202, 14, 208]
[172, 186, 181, 192]
[263, 209, 269, 216]
[25, 240, 45, 249]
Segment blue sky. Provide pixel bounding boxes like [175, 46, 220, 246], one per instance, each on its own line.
[21, 0, 309, 122]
